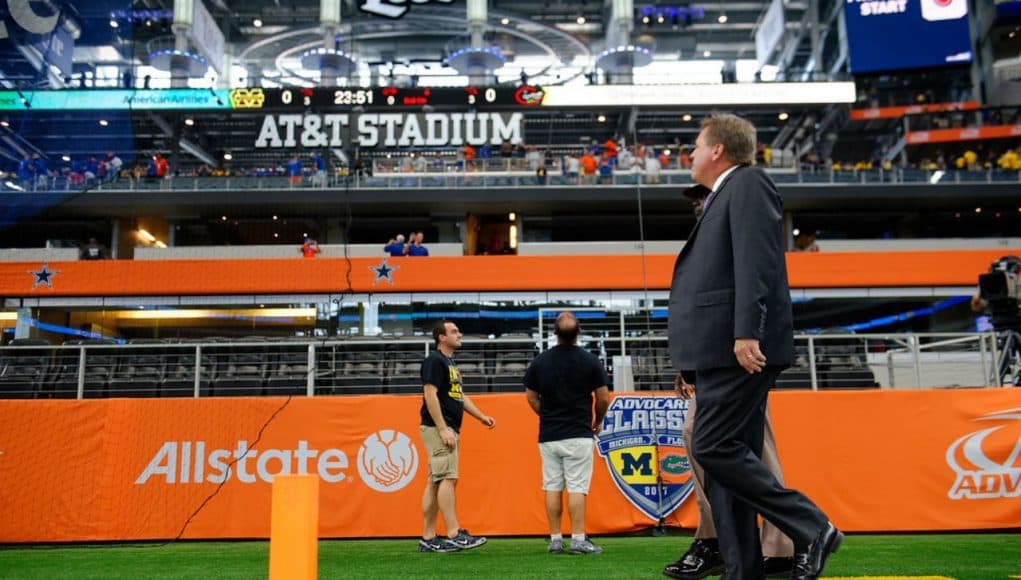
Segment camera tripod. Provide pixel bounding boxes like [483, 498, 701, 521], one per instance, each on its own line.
[991, 329, 1021, 386]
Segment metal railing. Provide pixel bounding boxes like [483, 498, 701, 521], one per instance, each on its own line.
[0, 331, 1007, 400]
[5, 167, 1019, 194]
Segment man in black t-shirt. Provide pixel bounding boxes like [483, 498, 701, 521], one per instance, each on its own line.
[418, 320, 496, 553]
[524, 312, 610, 555]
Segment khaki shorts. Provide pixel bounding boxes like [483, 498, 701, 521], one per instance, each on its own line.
[539, 437, 595, 494]
[420, 425, 459, 482]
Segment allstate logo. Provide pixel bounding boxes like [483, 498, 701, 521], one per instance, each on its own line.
[596, 396, 693, 521]
[946, 408, 1021, 500]
[357, 430, 419, 493]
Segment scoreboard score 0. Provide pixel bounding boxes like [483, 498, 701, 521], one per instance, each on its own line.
[240, 86, 547, 110]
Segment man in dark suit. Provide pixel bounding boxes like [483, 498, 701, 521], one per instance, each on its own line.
[666, 115, 841, 580]
[662, 184, 795, 580]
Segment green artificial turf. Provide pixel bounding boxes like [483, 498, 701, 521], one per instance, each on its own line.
[0, 534, 1018, 579]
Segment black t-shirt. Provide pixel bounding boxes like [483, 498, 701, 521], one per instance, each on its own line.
[419, 351, 465, 432]
[523, 345, 609, 443]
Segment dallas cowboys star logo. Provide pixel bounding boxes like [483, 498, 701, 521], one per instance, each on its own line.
[29, 262, 58, 289]
[370, 257, 399, 285]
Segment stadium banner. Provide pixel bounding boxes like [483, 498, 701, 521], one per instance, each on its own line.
[905, 125, 1021, 145]
[848, 101, 980, 121]
[0, 388, 1018, 542]
[2, 250, 1016, 298]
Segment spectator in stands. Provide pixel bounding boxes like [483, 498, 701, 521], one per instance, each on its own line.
[998, 148, 1021, 170]
[153, 154, 169, 178]
[524, 311, 610, 556]
[32, 153, 49, 190]
[79, 238, 107, 260]
[526, 146, 542, 172]
[659, 148, 671, 170]
[18, 154, 34, 190]
[603, 137, 618, 161]
[300, 236, 321, 258]
[354, 155, 370, 177]
[286, 154, 303, 186]
[617, 145, 634, 172]
[679, 145, 692, 169]
[413, 153, 428, 172]
[417, 320, 494, 553]
[536, 164, 548, 185]
[408, 231, 429, 256]
[312, 152, 327, 187]
[644, 149, 662, 184]
[598, 154, 614, 184]
[68, 159, 85, 188]
[462, 144, 476, 171]
[565, 154, 581, 183]
[84, 156, 100, 184]
[105, 152, 123, 183]
[579, 151, 598, 185]
[384, 234, 406, 256]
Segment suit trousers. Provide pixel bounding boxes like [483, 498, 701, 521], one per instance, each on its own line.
[683, 397, 793, 558]
[691, 365, 827, 579]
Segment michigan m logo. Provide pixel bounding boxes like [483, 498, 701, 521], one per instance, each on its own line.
[621, 452, 653, 476]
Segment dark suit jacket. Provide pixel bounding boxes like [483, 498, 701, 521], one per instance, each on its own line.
[668, 165, 794, 372]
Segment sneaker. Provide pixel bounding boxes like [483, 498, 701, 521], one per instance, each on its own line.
[418, 537, 459, 553]
[447, 529, 487, 550]
[547, 538, 564, 554]
[568, 537, 603, 555]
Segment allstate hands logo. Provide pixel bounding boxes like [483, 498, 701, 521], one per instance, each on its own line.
[357, 430, 419, 492]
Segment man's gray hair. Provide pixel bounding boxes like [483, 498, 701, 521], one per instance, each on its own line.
[701, 114, 757, 165]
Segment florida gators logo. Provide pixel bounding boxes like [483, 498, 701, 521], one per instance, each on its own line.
[596, 396, 693, 521]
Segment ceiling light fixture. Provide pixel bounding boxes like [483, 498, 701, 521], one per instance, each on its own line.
[253, 18, 263, 28]
[778, 112, 789, 121]
[500, 17, 510, 25]
[703, 49, 712, 58]
[184, 117, 195, 126]
[576, 15, 586, 24]
[718, 14, 728, 24]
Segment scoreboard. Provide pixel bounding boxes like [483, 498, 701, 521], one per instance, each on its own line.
[0, 83, 856, 112]
[232, 86, 547, 110]
[0, 87, 545, 112]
